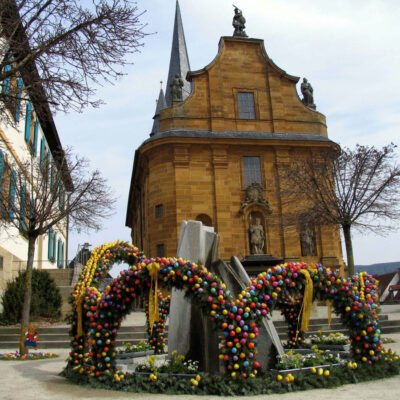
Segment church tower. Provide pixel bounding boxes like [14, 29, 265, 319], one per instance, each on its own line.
[126, 2, 344, 275]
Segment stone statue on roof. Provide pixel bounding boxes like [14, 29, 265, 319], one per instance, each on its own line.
[170, 73, 184, 101]
[232, 6, 248, 37]
[301, 78, 316, 108]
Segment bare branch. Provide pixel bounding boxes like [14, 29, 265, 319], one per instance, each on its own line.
[0, 0, 148, 124]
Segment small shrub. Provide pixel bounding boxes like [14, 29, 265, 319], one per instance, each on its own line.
[1, 269, 62, 324]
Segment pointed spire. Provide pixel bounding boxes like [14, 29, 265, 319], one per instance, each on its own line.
[150, 82, 167, 136]
[165, 0, 191, 106]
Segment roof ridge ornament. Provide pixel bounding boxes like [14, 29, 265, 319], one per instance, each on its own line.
[232, 5, 248, 38]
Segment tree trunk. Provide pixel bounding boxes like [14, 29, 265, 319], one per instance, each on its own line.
[342, 224, 355, 277]
[19, 235, 37, 355]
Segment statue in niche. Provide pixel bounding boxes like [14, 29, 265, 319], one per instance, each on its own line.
[301, 78, 315, 108]
[300, 224, 316, 256]
[249, 217, 265, 255]
[170, 73, 184, 101]
[232, 6, 248, 37]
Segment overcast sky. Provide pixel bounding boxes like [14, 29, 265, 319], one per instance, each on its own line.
[54, 0, 400, 266]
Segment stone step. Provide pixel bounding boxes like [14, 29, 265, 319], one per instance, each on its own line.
[0, 338, 149, 349]
[274, 319, 398, 334]
[1, 316, 399, 349]
[0, 331, 147, 342]
[271, 314, 388, 327]
[0, 325, 147, 335]
[45, 268, 74, 286]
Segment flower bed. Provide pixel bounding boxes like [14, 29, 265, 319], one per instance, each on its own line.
[275, 348, 341, 370]
[310, 331, 350, 345]
[61, 352, 400, 396]
[0, 351, 58, 361]
[135, 352, 200, 375]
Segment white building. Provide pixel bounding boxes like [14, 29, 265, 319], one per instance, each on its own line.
[0, 63, 70, 299]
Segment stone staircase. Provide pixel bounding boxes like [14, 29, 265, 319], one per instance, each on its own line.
[0, 325, 148, 350]
[1, 314, 399, 350]
[45, 268, 74, 318]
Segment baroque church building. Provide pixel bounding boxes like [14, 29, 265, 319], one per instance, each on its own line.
[126, 2, 344, 275]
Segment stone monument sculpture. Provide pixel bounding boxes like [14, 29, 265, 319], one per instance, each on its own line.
[239, 182, 271, 214]
[249, 217, 265, 254]
[232, 6, 248, 37]
[300, 78, 316, 108]
[170, 73, 184, 101]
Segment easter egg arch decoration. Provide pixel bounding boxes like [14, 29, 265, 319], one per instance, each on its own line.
[67, 241, 382, 381]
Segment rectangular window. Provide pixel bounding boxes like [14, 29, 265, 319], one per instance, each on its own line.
[25, 102, 32, 142]
[8, 170, 16, 221]
[156, 244, 165, 258]
[155, 204, 163, 218]
[0, 256, 3, 269]
[40, 138, 45, 169]
[32, 121, 38, 157]
[57, 239, 61, 267]
[237, 92, 256, 119]
[15, 78, 23, 122]
[2, 64, 12, 94]
[243, 156, 262, 187]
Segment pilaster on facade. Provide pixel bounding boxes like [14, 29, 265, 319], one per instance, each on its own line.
[173, 144, 190, 167]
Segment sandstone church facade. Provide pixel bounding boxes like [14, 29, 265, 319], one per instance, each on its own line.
[126, 2, 344, 275]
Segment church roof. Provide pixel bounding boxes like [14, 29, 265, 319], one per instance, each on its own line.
[143, 129, 334, 145]
[150, 87, 167, 136]
[165, 0, 192, 106]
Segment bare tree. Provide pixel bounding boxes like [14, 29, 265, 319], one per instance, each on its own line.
[280, 144, 400, 276]
[0, 143, 115, 353]
[0, 0, 147, 124]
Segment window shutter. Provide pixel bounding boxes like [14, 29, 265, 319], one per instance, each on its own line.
[57, 239, 61, 267]
[40, 138, 45, 169]
[61, 242, 65, 268]
[2, 64, 12, 94]
[52, 232, 57, 261]
[48, 228, 53, 260]
[33, 121, 39, 157]
[15, 78, 23, 122]
[25, 102, 32, 142]
[8, 170, 16, 221]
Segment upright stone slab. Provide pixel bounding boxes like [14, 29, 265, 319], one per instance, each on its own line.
[168, 220, 220, 373]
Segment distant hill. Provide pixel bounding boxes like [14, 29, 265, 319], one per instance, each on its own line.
[355, 262, 400, 276]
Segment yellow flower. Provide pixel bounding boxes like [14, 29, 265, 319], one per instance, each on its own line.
[149, 373, 157, 381]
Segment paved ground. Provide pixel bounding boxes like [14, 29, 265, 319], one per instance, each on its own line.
[1, 305, 399, 399]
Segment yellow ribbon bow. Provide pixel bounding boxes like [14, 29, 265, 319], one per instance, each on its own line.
[147, 262, 161, 334]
